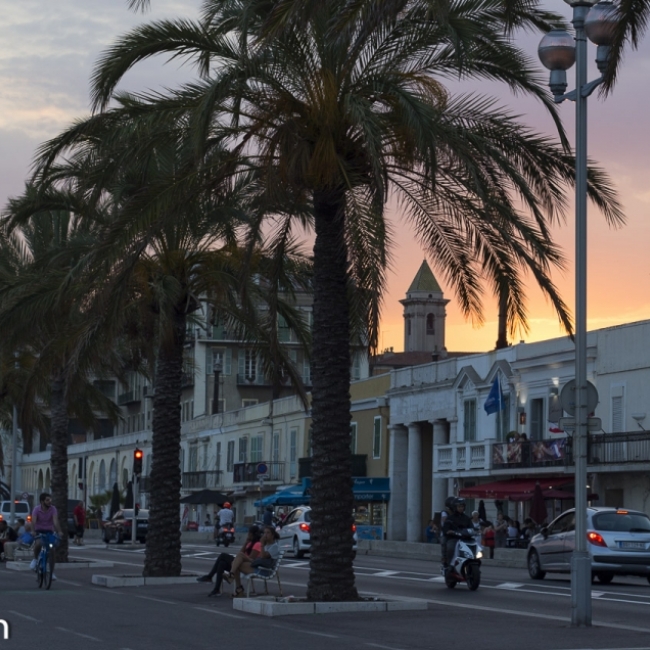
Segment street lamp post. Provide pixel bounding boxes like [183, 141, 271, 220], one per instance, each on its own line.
[538, 0, 619, 628]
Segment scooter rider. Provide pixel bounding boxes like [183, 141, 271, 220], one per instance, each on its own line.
[217, 502, 234, 526]
[442, 497, 472, 569]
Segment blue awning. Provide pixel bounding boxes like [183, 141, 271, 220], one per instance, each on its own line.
[254, 485, 307, 508]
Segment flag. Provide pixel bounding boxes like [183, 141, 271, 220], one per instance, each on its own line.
[484, 376, 505, 415]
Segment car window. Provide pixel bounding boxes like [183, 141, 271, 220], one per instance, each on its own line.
[304, 510, 311, 523]
[548, 512, 574, 534]
[285, 510, 299, 525]
[594, 512, 650, 533]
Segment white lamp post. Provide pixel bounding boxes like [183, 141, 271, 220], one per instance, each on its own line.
[538, 0, 619, 628]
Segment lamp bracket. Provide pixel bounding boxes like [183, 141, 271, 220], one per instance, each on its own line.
[553, 75, 604, 104]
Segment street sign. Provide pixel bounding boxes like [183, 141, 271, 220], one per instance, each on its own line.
[560, 379, 599, 416]
[21, 492, 29, 500]
[558, 417, 602, 432]
[256, 463, 268, 475]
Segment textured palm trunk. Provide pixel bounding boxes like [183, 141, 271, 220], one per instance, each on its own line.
[496, 286, 508, 349]
[306, 188, 358, 601]
[50, 369, 70, 563]
[143, 308, 186, 577]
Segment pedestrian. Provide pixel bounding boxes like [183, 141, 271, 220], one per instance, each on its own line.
[425, 519, 439, 543]
[482, 521, 495, 559]
[262, 506, 274, 526]
[470, 510, 483, 541]
[494, 512, 508, 548]
[73, 501, 86, 546]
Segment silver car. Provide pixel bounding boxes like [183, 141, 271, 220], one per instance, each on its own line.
[278, 506, 358, 558]
[527, 507, 650, 584]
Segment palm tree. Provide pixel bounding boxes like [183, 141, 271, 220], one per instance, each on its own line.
[0, 196, 124, 562]
[31, 108, 312, 575]
[88, 0, 623, 599]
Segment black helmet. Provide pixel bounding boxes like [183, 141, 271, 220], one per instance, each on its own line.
[445, 496, 456, 510]
[454, 498, 466, 508]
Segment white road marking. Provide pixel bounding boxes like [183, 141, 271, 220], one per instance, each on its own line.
[495, 582, 525, 589]
[8, 611, 41, 623]
[302, 630, 339, 638]
[134, 595, 177, 605]
[373, 571, 399, 577]
[55, 578, 82, 587]
[366, 644, 405, 650]
[57, 627, 103, 641]
[193, 607, 245, 619]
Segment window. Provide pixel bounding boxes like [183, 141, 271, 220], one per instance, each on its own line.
[202, 442, 209, 470]
[250, 435, 264, 462]
[289, 429, 297, 478]
[216, 442, 222, 471]
[238, 437, 248, 462]
[426, 313, 435, 334]
[278, 314, 291, 342]
[463, 399, 477, 442]
[272, 431, 280, 462]
[350, 422, 357, 454]
[213, 399, 226, 414]
[207, 348, 232, 375]
[530, 398, 544, 441]
[407, 318, 411, 336]
[497, 394, 511, 441]
[189, 444, 198, 472]
[226, 440, 235, 471]
[351, 354, 361, 381]
[373, 416, 382, 458]
[179, 448, 185, 472]
[242, 399, 258, 408]
[612, 392, 624, 432]
[303, 359, 311, 384]
[239, 349, 257, 381]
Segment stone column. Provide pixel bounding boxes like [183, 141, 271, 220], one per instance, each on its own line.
[387, 425, 408, 540]
[406, 422, 422, 542]
[431, 420, 448, 516]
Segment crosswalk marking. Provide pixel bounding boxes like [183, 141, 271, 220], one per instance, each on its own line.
[496, 582, 526, 589]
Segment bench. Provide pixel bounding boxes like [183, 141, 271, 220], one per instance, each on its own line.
[242, 550, 285, 598]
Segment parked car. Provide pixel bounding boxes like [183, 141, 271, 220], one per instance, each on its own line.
[0, 500, 31, 526]
[527, 507, 650, 584]
[278, 506, 357, 558]
[103, 509, 149, 544]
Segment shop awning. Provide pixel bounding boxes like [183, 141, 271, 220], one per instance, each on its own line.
[459, 477, 574, 502]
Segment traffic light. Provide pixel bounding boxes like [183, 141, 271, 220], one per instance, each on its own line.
[133, 448, 144, 476]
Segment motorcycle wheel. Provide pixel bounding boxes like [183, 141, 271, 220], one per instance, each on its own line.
[444, 573, 457, 589]
[463, 563, 481, 591]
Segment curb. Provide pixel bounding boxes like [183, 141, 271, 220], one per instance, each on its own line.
[6, 560, 114, 572]
[232, 595, 428, 617]
[92, 574, 199, 588]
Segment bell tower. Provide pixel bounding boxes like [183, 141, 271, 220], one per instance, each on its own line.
[400, 260, 449, 354]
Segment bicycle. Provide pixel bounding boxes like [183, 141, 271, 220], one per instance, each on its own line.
[35, 533, 58, 590]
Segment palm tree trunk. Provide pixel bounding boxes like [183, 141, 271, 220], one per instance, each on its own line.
[496, 286, 508, 349]
[143, 308, 186, 577]
[306, 188, 358, 602]
[50, 369, 70, 563]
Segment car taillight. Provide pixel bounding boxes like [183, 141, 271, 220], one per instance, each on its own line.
[352, 524, 356, 532]
[299, 523, 310, 533]
[587, 531, 607, 547]
[0, 515, 3, 521]
[27, 515, 32, 522]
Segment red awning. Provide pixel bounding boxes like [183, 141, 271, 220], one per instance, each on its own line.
[459, 477, 572, 502]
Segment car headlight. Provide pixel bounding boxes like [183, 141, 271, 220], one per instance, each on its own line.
[476, 551, 483, 559]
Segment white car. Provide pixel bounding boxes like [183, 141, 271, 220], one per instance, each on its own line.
[0, 500, 31, 525]
[278, 506, 358, 558]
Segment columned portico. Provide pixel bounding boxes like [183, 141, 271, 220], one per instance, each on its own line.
[387, 424, 408, 540]
[406, 422, 423, 541]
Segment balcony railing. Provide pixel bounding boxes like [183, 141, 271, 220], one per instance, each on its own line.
[298, 455, 367, 479]
[117, 389, 141, 405]
[182, 471, 223, 489]
[236, 374, 270, 386]
[233, 461, 284, 483]
[588, 431, 650, 465]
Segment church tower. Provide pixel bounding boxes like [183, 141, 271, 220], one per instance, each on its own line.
[400, 260, 449, 354]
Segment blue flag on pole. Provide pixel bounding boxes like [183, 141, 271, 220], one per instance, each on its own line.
[484, 376, 504, 415]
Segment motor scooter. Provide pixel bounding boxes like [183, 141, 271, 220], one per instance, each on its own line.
[443, 527, 482, 590]
[215, 523, 235, 547]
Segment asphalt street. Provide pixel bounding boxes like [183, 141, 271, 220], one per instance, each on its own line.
[3, 541, 650, 650]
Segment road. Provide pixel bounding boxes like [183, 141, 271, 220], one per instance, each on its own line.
[3, 541, 650, 650]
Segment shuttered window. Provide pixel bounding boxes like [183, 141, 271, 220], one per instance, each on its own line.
[464, 399, 477, 442]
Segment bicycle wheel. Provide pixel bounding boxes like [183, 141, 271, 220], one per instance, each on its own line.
[37, 552, 45, 588]
[44, 549, 55, 590]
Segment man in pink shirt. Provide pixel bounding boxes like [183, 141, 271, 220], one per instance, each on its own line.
[30, 493, 61, 570]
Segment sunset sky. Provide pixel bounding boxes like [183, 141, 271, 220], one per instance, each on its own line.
[1, 1, 649, 354]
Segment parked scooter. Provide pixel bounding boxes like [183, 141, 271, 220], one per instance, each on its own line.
[443, 528, 482, 590]
[215, 523, 236, 547]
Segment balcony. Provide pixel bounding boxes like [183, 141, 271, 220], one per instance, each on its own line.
[236, 374, 270, 386]
[118, 389, 141, 405]
[181, 372, 194, 388]
[182, 471, 223, 489]
[435, 432, 650, 472]
[233, 461, 284, 483]
[298, 454, 367, 479]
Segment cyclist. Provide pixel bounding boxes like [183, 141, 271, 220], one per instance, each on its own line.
[30, 493, 62, 575]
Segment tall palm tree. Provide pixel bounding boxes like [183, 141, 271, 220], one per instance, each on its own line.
[32, 108, 312, 575]
[88, 0, 622, 599]
[0, 197, 124, 562]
